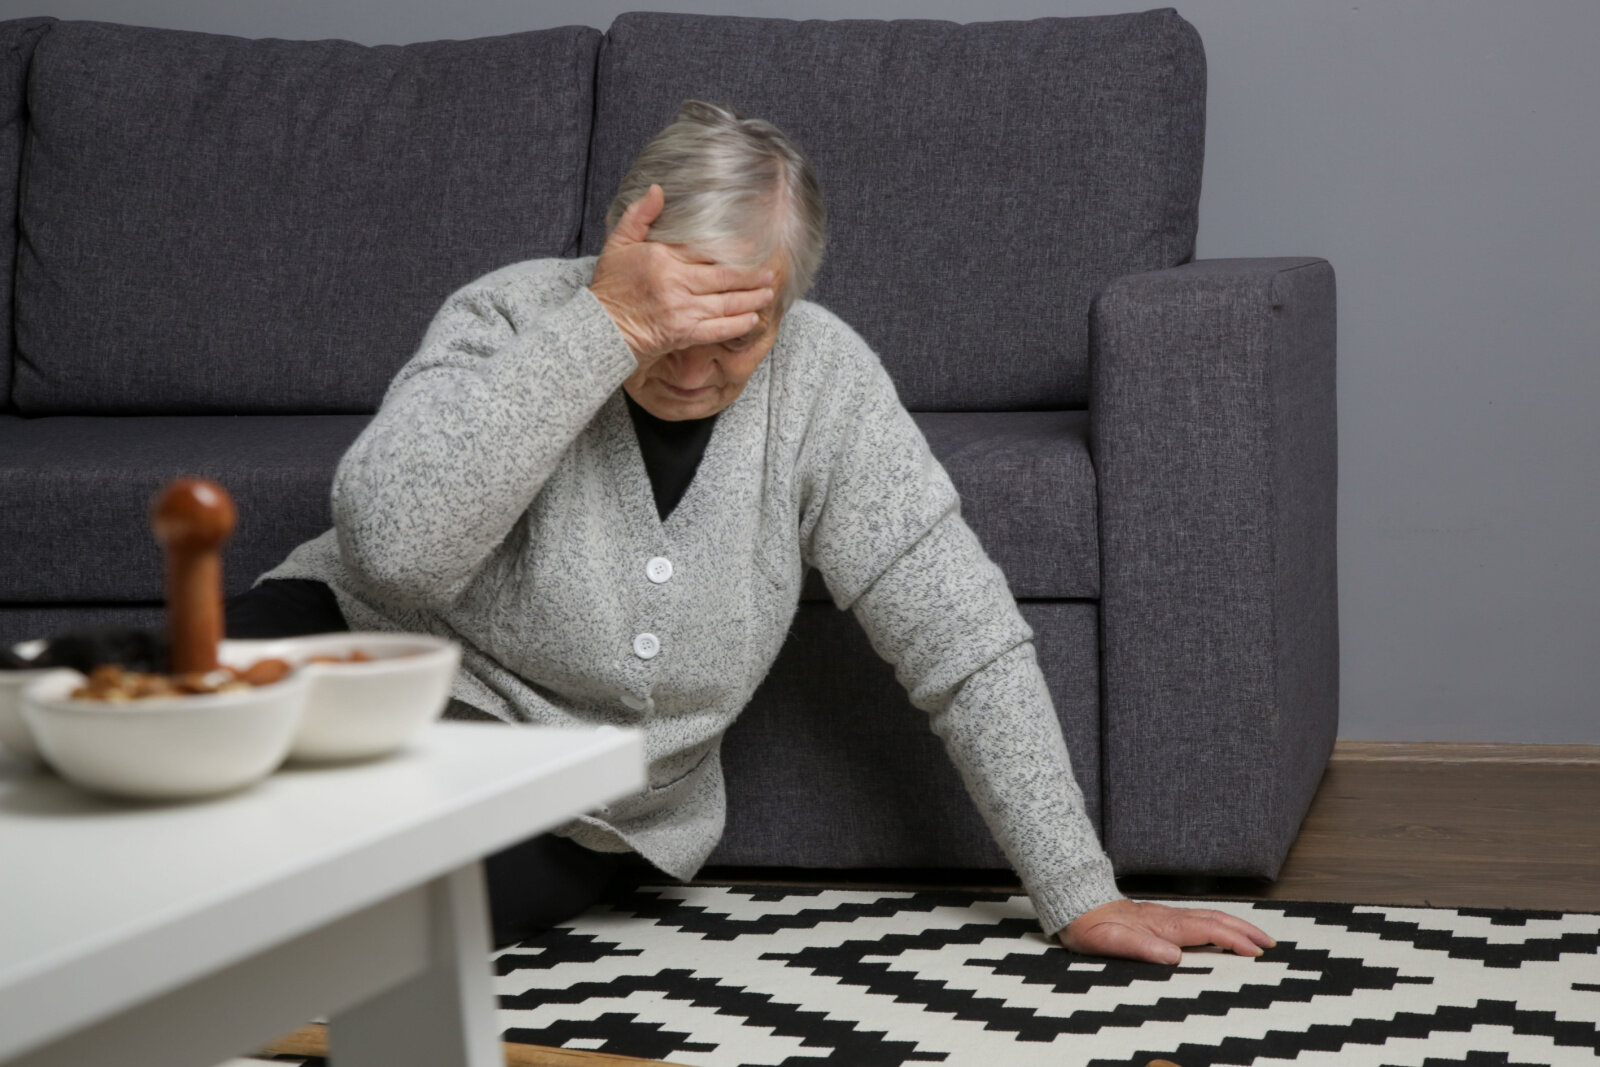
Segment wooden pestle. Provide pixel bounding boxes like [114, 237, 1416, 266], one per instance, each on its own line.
[150, 478, 236, 676]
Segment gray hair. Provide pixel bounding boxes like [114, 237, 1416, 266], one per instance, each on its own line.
[605, 100, 826, 314]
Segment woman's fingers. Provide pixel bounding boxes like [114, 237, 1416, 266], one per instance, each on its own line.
[684, 312, 764, 347]
[672, 274, 773, 346]
[1059, 900, 1277, 966]
[1172, 907, 1275, 949]
[1166, 909, 1270, 956]
[684, 259, 775, 296]
[714, 285, 775, 321]
[629, 244, 771, 319]
[685, 281, 772, 349]
[1077, 921, 1184, 966]
[1195, 908, 1277, 949]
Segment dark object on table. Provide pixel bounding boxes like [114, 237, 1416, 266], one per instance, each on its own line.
[150, 478, 236, 675]
[17, 627, 172, 675]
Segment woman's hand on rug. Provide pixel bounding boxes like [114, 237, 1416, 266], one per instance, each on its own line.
[1056, 899, 1276, 965]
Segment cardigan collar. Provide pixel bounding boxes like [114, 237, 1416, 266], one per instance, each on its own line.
[596, 343, 775, 548]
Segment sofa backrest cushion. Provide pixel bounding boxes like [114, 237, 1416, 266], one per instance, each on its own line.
[13, 21, 600, 415]
[583, 9, 1205, 411]
[0, 17, 54, 413]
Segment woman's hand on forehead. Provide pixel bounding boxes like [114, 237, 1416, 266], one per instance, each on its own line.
[667, 243, 772, 296]
[590, 184, 776, 367]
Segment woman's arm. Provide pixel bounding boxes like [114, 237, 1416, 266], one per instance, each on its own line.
[335, 187, 773, 613]
[332, 267, 638, 611]
[797, 320, 1124, 939]
[849, 516, 1125, 938]
[846, 502, 1276, 955]
[799, 321, 1276, 959]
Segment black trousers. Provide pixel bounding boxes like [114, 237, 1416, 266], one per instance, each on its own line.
[225, 578, 652, 949]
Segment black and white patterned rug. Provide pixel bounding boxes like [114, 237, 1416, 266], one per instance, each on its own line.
[486, 882, 1600, 1067]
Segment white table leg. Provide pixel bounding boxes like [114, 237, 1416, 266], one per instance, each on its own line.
[326, 861, 501, 1067]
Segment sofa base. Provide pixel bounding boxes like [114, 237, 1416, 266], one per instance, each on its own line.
[709, 599, 1102, 871]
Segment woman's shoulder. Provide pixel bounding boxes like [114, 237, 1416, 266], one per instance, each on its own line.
[773, 298, 882, 385]
[462, 255, 594, 294]
[437, 256, 597, 325]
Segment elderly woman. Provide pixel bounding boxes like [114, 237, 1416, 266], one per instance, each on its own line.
[233, 100, 1274, 965]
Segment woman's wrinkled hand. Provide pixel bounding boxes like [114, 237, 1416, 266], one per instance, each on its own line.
[1057, 898, 1276, 964]
[588, 183, 776, 367]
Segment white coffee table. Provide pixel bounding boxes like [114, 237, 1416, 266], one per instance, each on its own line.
[0, 721, 646, 1067]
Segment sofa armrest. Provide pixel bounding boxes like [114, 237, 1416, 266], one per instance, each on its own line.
[1088, 257, 1338, 878]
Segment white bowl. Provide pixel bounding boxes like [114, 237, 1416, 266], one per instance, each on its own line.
[263, 632, 460, 763]
[21, 667, 309, 800]
[0, 640, 57, 764]
[4, 639, 294, 767]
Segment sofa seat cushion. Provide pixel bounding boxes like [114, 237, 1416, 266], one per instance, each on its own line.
[584, 9, 1205, 411]
[13, 20, 600, 415]
[799, 409, 1099, 601]
[2, 408, 1098, 604]
[0, 415, 368, 601]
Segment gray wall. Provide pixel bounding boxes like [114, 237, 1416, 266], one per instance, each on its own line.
[9, 0, 1598, 744]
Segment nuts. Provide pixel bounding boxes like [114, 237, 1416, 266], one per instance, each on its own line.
[61, 647, 414, 701]
[235, 658, 293, 686]
[69, 658, 294, 702]
[306, 649, 374, 664]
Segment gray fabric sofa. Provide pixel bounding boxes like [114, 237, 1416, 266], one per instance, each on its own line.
[0, 9, 1338, 884]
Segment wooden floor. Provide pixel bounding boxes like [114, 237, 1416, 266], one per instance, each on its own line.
[259, 740, 1600, 1067]
[1156, 741, 1600, 912]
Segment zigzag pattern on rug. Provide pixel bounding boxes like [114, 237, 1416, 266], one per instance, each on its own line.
[485, 884, 1600, 1067]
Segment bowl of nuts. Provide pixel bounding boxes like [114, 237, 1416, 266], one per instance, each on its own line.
[20, 656, 309, 800]
[13, 479, 311, 800]
[221, 632, 461, 763]
[9, 479, 461, 797]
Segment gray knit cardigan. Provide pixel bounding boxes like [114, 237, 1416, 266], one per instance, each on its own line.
[260, 255, 1125, 938]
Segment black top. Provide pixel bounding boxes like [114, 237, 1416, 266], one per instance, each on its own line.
[623, 389, 720, 522]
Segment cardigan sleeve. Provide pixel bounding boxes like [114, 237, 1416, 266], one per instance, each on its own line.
[799, 323, 1125, 939]
[331, 264, 639, 611]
